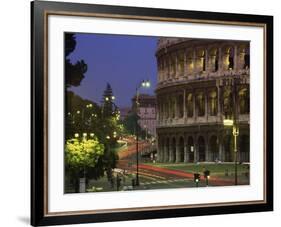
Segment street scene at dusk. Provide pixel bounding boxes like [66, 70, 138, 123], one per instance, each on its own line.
[64, 33, 250, 193]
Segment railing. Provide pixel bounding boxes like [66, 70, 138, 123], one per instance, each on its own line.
[157, 69, 249, 88]
[157, 114, 249, 127]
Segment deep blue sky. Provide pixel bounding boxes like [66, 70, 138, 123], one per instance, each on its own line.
[68, 33, 158, 108]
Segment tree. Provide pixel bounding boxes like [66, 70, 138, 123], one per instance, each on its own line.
[122, 112, 147, 139]
[65, 85, 125, 191]
[65, 33, 88, 88]
[65, 91, 101, 139]
[102, 83, 118, 117]
[100, 83, 124, 183]
[65, 137, 105, 192]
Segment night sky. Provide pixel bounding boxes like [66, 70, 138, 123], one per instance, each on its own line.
[68, 33, 158, 108]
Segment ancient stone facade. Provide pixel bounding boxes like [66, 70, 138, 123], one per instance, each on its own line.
[155, 38, 250, 163]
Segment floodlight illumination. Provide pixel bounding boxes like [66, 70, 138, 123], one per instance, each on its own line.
[223, 119, 234, 126]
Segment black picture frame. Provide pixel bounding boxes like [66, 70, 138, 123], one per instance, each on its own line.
[31, 0, 273, 226]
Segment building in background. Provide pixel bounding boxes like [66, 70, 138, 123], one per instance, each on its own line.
[132, 94, 157, 137]
[155, 38, 250, 163]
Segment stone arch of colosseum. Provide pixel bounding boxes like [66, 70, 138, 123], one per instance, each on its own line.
[156, 38, 250, 164]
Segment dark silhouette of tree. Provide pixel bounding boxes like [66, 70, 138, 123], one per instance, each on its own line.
[122, 112, 148, 139]
[65, 33, 88, 88]
[65, 87, 124, 192]
[100, 83, 121, 184]
[102, 83, 118, 117]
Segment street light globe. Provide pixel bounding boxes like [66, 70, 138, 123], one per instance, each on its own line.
[105, 97, 109, 101]
[111, 96, 115, 100]
[145, 81, 150, 87]
[76, 110, 80, 114]
[74, 133, 79, 138]
[83, 133, 87, 137]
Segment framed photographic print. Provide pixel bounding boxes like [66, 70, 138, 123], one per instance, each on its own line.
[31, 0, 273, 226]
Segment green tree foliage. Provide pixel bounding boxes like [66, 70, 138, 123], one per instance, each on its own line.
[98, 83, 125, 183]
[65, 138, 104, 169]
[65, 91, 101, 139]
[122, 112, 148, 139]
[65, 137, 105, 192]
[65, 33, 88, 88]
[65, 86, 125, 190]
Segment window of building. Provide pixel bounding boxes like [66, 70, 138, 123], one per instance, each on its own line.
[209, 48, 218, 72]
[244, 54, 250, 69]
[186, 51, 193, 74]
[178, 94, 184, 118]
[178, 52, 184, 76]
[239, 87, 250, 114]
[187, 93, 193, 117]
[196, 93, 205, 116]
[223, 88, 233, 118]
[202, 51, 206, 72]
[197, 49, 206, 72]
[209, 91, 217, 116]
[228, 48, 234, 70]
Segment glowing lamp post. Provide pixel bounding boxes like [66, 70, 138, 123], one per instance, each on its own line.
[223, 118, 239, 185]
[203, 170, 210, 186]
[194, 173, 201, 187]
[135, 79, 150, 186]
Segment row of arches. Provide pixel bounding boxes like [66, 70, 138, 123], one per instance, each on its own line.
[158, 134, 249, 163]
[157, 85, 250, 121]
[157, 43, 250, 82]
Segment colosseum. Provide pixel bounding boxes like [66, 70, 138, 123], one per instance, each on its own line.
[155, 38, 250, 164]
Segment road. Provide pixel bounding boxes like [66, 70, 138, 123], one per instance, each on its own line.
[116, 136, 249, 187]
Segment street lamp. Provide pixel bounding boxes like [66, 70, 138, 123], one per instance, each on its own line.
[203, 170, 210, 186]
[135, 79, 151, 186]
[223, 77, 239, 185]
[194, 173, 201, 187]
